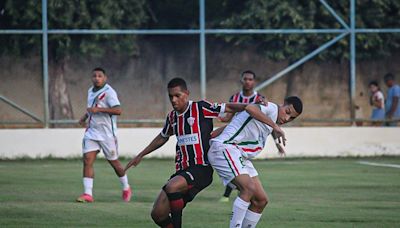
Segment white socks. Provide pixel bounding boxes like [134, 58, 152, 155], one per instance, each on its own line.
[83, 177, 93, 196]
[230, 197, 250, 228]
[119, 175, 130, 190]
[242, 209, 262, 228]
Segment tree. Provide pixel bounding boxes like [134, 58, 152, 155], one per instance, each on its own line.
[0, 0, 148, 121]
[209, 0, 400, 61]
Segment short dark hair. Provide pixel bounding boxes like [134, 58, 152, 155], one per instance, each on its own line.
[285, 96, 303, 114]
[167, 77, 188, 90]
[369, 80, 379, 87]
[384, 73, 395, 81]
[241, 70, 256, 79]
[93, 67, 106, 74]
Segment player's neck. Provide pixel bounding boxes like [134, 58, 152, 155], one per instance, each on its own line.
[93, 83, 106, 92]
[242, 89, 254, 97]
[176, 101, 190, 114]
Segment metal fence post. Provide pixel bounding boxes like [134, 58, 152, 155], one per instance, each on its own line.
[199, 0, 206, 99]
[350, 0, 356, 122]
[42, 0, 50, 128]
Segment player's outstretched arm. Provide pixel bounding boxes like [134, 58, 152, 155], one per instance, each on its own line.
[87, 106, 122, 116]
[224, 103, 247, 113]
[125, 133, 169, 171]
[245, 104, 286, 145]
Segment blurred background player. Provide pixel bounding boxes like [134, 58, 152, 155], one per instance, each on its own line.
[76, 67, 131, 203]
[218, 70, 285, 203]
[208, 96, 303, 228]
[368, 81, 385, 126]
[384, 73, 400, 126]
[125, 78, 249, 228]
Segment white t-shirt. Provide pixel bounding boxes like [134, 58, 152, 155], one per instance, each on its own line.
[84, 84, 120, 141]
[212, 102, 278, 159]
[372, 91, 385, 109]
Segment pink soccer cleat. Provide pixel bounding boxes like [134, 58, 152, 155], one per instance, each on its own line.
[76, 193, 94, 203]
[122, 186, 132, 202]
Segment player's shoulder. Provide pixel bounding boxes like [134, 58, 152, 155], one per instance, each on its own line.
[197, 99, 212, 107]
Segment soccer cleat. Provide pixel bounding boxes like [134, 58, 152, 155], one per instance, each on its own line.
[219, 196, 229, 203]
[76, 193, 94, 203]
[122, 186, 132, 202]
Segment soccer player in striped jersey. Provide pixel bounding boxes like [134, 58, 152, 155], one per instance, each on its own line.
[219, 70, 285, 203]
[76, 67, 131, 203]
[125, 78, 273, 228]
[208, 96, 303, 228]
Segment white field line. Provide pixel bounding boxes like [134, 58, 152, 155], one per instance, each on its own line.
[357, 161, 400, 169]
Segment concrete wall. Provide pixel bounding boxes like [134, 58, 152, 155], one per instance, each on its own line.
[1, 127, 399, 159]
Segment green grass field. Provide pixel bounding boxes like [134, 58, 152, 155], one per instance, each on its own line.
[1, 157, 400, 227]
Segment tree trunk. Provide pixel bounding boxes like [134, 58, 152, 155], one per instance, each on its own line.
[49, 59, 74, 125]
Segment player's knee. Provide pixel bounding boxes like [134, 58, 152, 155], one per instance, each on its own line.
[254, 195, 268, 209]
[83, 157, 94, 166]
[163, 180, 185, 193]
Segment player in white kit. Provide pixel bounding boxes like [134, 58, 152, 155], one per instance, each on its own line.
[208, 96, 303, 228]
[76, 67, 132, 203]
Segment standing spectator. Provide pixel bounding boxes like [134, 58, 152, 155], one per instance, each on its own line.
[368, 81, 385, 126]
[384, 73, 400, 126]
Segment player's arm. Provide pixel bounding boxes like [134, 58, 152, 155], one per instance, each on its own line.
[271, 130, 286, 156]
[87, 105, 122, 115]
[210, 125, 227, 138]
[245, 104, 286, 145]
[219, 113, 234, 122]
[125, 133, 169, 171]
[224, 103, 248, 113]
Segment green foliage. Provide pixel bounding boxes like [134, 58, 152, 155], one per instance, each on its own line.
[0, 0, 148, 60]
[212, 0, 400, 61]
[1, 0, 400, 62]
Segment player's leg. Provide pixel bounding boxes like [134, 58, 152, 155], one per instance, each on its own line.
[242, 176, 268, 228]
[102, 138, 132, 202]
[163, 175, 189, 228]
[77, 138, 99, 202]
[151, 189, 173, 228]
[208, 142, 254, 228]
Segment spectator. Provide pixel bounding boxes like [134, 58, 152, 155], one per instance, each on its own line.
[384, 73, 400, 126]
[368, 81, 385, 126]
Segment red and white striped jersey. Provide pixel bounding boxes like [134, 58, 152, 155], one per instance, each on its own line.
[229, 91, 265, 104]
[161, 100, 226, 171]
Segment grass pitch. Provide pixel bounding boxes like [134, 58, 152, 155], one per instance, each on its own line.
[1, 157, 399, 227]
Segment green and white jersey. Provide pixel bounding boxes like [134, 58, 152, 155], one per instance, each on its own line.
[212, 102, 278, 159]
[84, 84, 120, 141]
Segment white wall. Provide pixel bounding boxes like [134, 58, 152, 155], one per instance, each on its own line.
[0, 127, 399, 159]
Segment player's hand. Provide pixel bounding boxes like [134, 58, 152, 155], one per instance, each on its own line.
[87, 107, 100, 114]
[79, 118, 86, 127]
[275, 143, 286, 157]
[125, 154, 143, 171]
[273, 125, 286, 146]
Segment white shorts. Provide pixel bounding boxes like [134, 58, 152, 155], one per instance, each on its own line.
[208, 141, 258, 187]
[82, 137, 119, 160]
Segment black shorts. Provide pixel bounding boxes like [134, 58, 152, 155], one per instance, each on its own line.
[164, 165, 213, 203]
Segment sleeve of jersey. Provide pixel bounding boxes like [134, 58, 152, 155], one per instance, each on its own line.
[106, 90, 121, 108]
[201, 100, 226, 118]
[229, 95, 234, 102]
[260, 103, 277, 118]
[160, 116, 172, 138]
